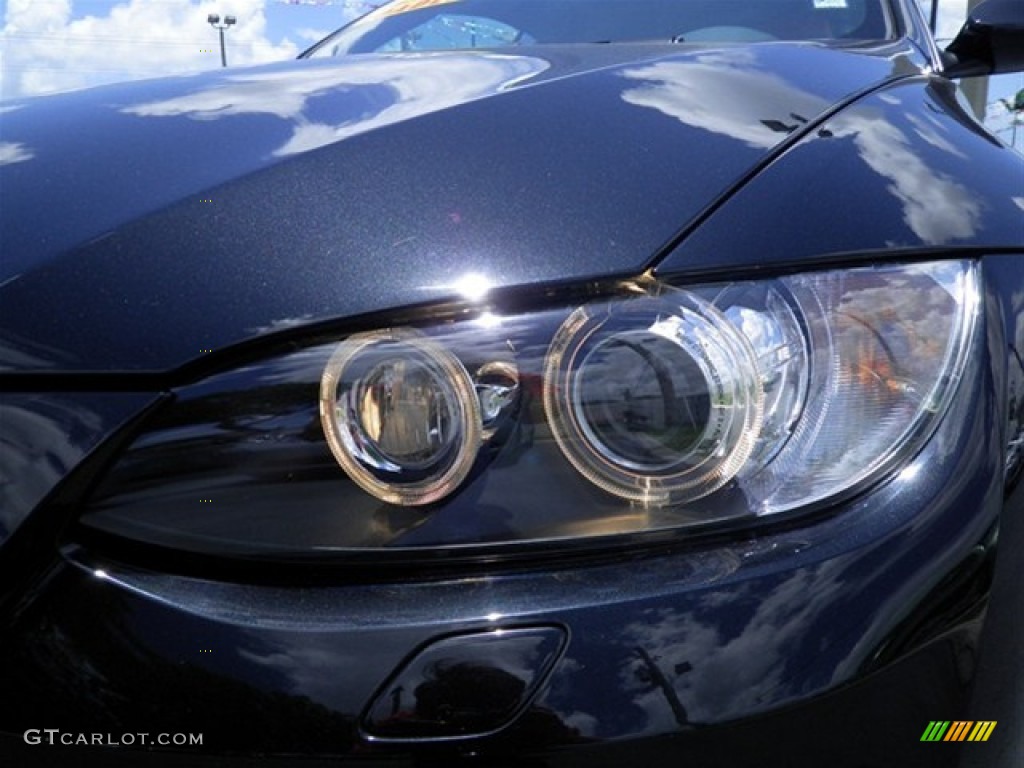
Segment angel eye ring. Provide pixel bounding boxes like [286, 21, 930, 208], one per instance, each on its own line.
[543, 289, 765, 506]
[320, 329, 482, 506]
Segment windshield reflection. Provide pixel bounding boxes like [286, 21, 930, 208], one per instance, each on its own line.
[309, 0, 892, 56]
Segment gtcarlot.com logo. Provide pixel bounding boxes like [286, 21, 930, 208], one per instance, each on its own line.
[24, 729, 203, 747]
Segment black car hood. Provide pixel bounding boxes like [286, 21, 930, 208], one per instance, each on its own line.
[0, 41, 923, 373]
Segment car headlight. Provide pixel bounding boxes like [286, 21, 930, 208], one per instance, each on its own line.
[543, 288, 765, 505]
[319, 329, 484, 507]
[78, 260, 978, 559]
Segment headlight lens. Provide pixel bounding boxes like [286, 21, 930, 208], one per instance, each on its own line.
[79, 260, 979, 557]
[319, 330, 482, 506]
[544, 290, 764, 505]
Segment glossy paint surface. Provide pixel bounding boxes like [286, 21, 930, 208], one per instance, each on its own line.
[658, 77, 1024, 275]
[0, 329, 1006, 762]
[2, 2, 1024, 764]
[0, 40, 923, 372]
[0, 392, 158, 547]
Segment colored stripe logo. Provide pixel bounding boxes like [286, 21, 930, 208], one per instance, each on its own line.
[921, 721, 997, 742]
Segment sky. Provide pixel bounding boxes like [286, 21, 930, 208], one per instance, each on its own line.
[0, 0, 370, 98]
[0, 0, 1021, 149]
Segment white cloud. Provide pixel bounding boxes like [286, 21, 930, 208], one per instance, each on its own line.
[910, 0, 969, 43]
[927, 0, 969, 43]
[295, 25, 332, 44]
[0, 141, 34, 166]
[1, 0, 300, 100]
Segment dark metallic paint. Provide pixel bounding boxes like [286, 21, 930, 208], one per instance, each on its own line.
[0, 329, 1007, 763]
[2, 41, 925, 373]
[1, 4, 1023, 765]
[658, 79, 1024, 276]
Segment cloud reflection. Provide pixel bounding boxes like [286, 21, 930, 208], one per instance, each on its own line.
[0, 400, 104, 539]
[619, 565, 845, 729]
[620, 55, 983, 246]
[0, 141, 33, 167]
[236, 628, 551, 715]
[123, 54, 548, 158]
[829, 107, 980, 244]
[906, 111, 967, 159]
[619, 51, 827, 150]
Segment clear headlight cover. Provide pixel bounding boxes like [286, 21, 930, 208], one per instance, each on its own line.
[699, 259, 976, 514]
[80, 260, 979, 556]
[543, 290, 765, 506]
[319, 330, 483, 506]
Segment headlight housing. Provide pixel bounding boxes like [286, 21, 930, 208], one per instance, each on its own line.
[79, 260, 979, 559]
